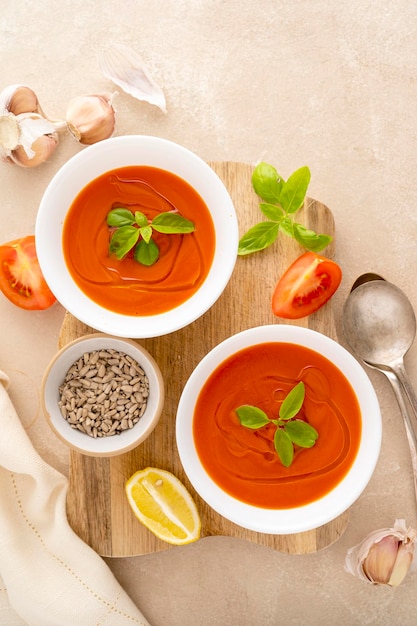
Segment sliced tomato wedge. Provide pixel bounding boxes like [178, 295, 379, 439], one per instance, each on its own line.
[0, 235, 56, 310]
[272, 251, 342, 319]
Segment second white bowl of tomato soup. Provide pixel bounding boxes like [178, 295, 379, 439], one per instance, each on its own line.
[176, 324, 382, 535]
[35, 135, 238, 338]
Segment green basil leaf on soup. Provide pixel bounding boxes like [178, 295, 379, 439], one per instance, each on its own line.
[139, 224, 153, 244]
[274, 429, 294, 467]
[152, 213, 195, 234]
[236, 405, 270, 429]
[284, 420, 318, 448]
[109, 226, 140, 259]
[107, 208, 135, 227]
[135, 211, 149, 227]
[279, 382, 305, 421]
[134, 238, 160, 266]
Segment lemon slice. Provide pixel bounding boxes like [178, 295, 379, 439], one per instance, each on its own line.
[125, 467, 201, 545]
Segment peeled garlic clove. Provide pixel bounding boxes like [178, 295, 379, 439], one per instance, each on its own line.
[66, 93, 116, 145]
[363, 535, 406, 585]
[386, 542, 415, 587]
[0, 84, 41, 115]
[345, 519, 417, 587]
[99, 42, 167, 113]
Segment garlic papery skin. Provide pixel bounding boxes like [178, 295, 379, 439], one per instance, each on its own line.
[0, 114, 20, 155]
[99, 42, 167, 113]
[0, 84, 40, 115]
[345, 519, 417, 587]
[0, 111, 58, 167]
[66, 93, 116, 145]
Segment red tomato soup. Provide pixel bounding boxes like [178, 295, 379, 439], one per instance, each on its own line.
[193, 342, 362, 509]
[62, 166, 216, 315]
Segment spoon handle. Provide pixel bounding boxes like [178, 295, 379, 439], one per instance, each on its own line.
[382, 369, 417, 504]
[392, 360, 417, 423]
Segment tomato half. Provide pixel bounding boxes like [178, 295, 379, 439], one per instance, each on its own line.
[0, 235, 56, 310]
[272, 251, 342, 319]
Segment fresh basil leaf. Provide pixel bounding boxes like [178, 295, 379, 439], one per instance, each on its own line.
[238, 222, 280, 255]
[107, 208, 135, 227]
[134, 238, 159, 266]
[293, 223, 333, 252]
[139, 224, 153, 244]
[240, 161, 332, 258]
[274, 429, 294, 467]
[279, 166, 311, 214]
[135, 211, 149, 227]
[260, 202, 285, 221]
[284, 420, 318, 448]
[279, 217, 294, 238]
[152, 212, 195, 234]
[236, 405, 270, 429]
[252, 162, 284, 203]
[109, 226, 139, 259]
[279, 382, 305, 421]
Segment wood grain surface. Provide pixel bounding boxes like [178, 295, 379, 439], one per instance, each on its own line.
[59, 161, 349, 557]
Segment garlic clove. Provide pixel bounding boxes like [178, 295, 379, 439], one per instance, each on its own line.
[8, 86, 38, 115]
[0, 112, 58, 167]
[15, 113, 57, 158]
[10, 133, 58, 168]
[0, 84, 41, 115]
[66, 93, 116, 145]
[98, 42, 167, 113]
[387, 541, 415, 587]
[362, 535, 401, 584]
[345, 519, 417, 587]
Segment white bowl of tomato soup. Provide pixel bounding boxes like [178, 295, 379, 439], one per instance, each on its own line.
[35, 135, 238, 338]
[176, 324, 382, 535]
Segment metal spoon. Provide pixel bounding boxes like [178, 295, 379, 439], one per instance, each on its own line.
[343, 273, 417, 499]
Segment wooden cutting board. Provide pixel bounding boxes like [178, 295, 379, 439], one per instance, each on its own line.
[59, 161, 348, 557]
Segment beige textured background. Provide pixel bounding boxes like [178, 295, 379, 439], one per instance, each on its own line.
[2, 1, 417, 624]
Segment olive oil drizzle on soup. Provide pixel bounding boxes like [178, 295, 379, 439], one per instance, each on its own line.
[193, 342, 362, 509]
[62, 166, 216, 315]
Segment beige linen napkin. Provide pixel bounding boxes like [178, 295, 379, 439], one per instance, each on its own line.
[0, 369, 150, 626]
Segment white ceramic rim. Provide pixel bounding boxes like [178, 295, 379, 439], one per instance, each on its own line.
[35, 135, 238, 338]
[176, 324, 382, 534]
[41, 334, 164, 457]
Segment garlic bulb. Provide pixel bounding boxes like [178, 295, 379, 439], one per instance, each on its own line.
[345, 519, 416, 587]
[66, 93, 116, 145]
[99, 42, 167, 113]
[0, 85, 58, 167]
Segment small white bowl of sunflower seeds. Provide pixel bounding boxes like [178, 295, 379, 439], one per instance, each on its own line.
[41, 334, 164, 457]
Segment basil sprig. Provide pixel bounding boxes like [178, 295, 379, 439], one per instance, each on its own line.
[238, 162, 332, 256]
[236, 382, 318, 467]
[107, 208, 195, 266]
